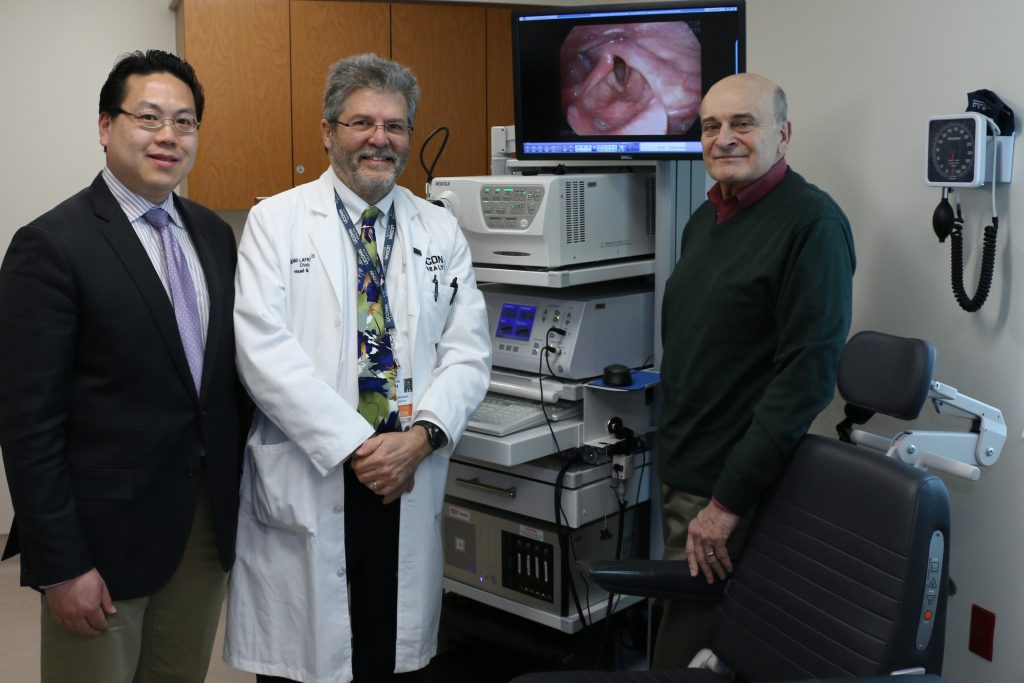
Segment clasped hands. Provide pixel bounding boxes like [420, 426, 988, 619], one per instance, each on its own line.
[45, 431, 432, 636]
[350, 428, 432, 504]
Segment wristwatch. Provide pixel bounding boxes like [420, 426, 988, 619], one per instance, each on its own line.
[413, 420, 448, 451]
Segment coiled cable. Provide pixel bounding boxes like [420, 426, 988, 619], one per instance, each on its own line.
[950, 216, 998, 312]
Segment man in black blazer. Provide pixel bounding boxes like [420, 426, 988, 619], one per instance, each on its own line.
[0, 50, 243, 682]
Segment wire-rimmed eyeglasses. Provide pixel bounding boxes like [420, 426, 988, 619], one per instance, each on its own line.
[116, 109, 200, 134]
[333, 119, 413, 138]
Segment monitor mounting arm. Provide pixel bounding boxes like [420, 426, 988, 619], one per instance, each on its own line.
[849, 380, 1006, 481]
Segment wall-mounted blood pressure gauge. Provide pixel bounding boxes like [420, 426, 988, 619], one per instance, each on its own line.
[926, 113, 987, 187]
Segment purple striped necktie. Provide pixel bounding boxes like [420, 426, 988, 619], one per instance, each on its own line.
[143, 207, 204, 392]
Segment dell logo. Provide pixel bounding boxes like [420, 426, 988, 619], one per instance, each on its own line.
[619, 154, 634, 160]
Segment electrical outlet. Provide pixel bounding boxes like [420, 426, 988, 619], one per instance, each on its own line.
[969, 604, 995, 661]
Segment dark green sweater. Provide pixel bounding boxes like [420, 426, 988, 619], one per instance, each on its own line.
[658, 169, 855, 514]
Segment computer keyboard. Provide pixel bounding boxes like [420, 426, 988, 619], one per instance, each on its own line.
[467, 394, 581, 437]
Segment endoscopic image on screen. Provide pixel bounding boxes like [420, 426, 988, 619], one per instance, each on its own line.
[559, 21, 701, 136]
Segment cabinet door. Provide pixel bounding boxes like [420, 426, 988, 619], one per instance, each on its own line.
[391, 3, 488, 197]
[290, 0, 391, 187]
[181, 0, 292, 209]
[486, 7, 516, 134]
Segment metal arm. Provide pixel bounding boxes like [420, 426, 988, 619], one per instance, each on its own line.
[849, 380, 1006, 481]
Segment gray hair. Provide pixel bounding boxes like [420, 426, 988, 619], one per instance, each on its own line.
[773, 85, 788, 127]
[323, 53, 420, 125]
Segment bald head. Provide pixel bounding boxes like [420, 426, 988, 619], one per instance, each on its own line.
[698, 73, 792, 198]
[701, 73, 787, 127]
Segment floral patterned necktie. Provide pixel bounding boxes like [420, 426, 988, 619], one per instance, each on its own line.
[356, 206, 398, 431]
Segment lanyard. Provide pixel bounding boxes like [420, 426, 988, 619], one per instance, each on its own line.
[334, 190, 397, 332]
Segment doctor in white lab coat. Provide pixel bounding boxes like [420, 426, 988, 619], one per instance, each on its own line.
[225, 54, 491, 683]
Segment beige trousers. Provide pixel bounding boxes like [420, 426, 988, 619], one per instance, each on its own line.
[40, 472, 227, 683]
[651, 485, 753, 670]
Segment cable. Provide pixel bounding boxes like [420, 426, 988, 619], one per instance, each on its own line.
[984, 116, 1001, 220]
[947, 116, 1001, 313]
[538, 346, 562, 456]
[418, 126, 450, 192]
[604, 499, 628, 621]
[612, 439, 649, 626]
[554, 451, 589, 628]
[949, 115, 1000, 313]
[539, 324, 590, 626]
[596, 438, 647, 668]
[950, 218, 998, 312]
[539, 326, 567, 456]
[608, 440, 650, 661]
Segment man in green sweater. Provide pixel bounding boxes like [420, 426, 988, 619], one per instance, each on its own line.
[654, 73, 855, 667]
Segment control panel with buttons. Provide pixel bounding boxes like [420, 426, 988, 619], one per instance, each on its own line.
[482, 282, 653, 380]
[915, 530, 945, 650]
[428, 173, 655, 269]
[479, 184, 545, 231]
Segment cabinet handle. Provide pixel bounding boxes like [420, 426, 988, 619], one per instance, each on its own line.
[454, 477, 517, 499]
[296, 164, 305, 175]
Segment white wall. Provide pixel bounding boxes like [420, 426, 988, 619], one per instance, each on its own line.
[0, 0, 176, 533]
[747, 1, 1024, 680]
[2, 0, 1024, 680]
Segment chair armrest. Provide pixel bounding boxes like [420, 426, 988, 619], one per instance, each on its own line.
[579, 560, 727, 600]
[774, 677, 945, 683]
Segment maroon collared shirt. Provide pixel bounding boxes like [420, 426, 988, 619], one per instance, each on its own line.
[708, 158, 789, 225]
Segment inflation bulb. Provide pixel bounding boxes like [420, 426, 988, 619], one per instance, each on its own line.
[932, 189, 956, 242]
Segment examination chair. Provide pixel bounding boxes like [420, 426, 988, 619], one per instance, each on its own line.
[511, 331, 954, 683]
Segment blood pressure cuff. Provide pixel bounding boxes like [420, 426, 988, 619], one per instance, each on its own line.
[967, 89, 1015, 135]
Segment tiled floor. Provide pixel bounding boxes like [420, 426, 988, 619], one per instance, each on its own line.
[0, 550, 641, 682]
[0, 553, 246, 683]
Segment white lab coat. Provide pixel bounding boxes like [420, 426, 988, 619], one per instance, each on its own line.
[225, 169, 491, 683]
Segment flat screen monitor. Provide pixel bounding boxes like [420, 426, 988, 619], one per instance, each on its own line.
[512, 1, 746, 161]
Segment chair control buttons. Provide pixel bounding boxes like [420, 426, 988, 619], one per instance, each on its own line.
[916, 530, 945, 650]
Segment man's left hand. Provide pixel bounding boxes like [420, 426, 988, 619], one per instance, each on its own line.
[351, 429, 432, 504]
[685, 502, 741, 584]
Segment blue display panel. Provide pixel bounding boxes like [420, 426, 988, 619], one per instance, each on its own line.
[496, 303, 537, 342]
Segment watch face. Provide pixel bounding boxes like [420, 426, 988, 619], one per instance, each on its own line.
[928, 117, 978, 184]
[417, 422, 445, 449]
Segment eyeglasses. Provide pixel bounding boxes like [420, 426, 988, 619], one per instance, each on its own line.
[116, 109, 200, 134]
[333, 119, 413, 138]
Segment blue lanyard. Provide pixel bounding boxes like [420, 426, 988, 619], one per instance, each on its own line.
[334, 190, 398, 332]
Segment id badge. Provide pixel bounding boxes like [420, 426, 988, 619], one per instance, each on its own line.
[397, 376, 414, 431]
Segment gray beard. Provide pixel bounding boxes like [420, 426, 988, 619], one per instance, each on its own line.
[331, 148, 408, 204]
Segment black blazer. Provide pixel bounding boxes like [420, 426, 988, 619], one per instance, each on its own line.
[0, 174, 244, 599]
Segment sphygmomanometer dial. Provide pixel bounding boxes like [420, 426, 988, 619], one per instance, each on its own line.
[926, 114, 985, 187]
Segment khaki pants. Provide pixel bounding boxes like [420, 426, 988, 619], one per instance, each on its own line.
[41, 472, 227, 683]
[651, 486, 754, 670]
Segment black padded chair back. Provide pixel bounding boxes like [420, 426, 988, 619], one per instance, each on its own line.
[835, 331, 936, 441]
[715, 436, 950, 681]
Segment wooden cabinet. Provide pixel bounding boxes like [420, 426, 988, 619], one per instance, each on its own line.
[392, 3, 488, 196]
[486, 7, 515, 133]
[177, 0, 516, 211]
[289, 1, 390, 188]
[178, 0, 293, 209]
